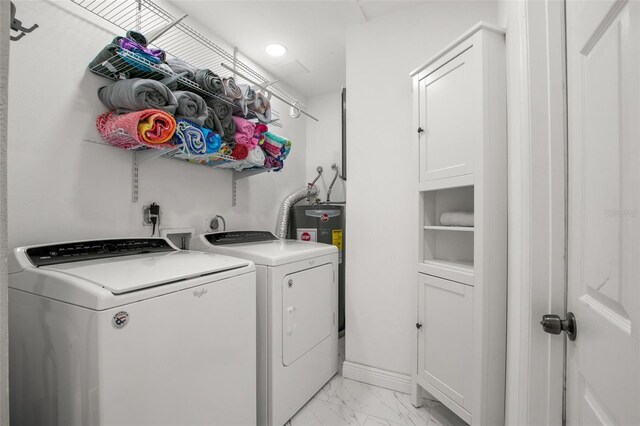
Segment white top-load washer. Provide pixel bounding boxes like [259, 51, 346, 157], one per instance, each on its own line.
[9, 238, 257, 426]
[191, 231, 339, 426]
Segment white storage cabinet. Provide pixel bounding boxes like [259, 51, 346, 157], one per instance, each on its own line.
[410, 22, 507, 426]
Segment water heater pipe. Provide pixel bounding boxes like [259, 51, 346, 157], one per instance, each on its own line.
[327, 163, 341, 203]
[276, 186, 318, 239]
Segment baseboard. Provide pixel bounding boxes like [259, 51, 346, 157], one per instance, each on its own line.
[342, 361, 412, 394]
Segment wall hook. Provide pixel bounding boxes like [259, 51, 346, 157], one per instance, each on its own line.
[10, 2, 38, 42]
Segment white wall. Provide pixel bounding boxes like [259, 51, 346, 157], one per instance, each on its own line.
[305, 91, 345, 203]
[7, 0, 308, 250]
[344, 2, 498, 379]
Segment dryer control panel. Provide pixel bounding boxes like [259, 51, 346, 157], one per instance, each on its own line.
[205, 231, 278, 245]
[26, 239, 175, 267]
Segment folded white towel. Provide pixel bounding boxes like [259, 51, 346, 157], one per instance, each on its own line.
[440, 211, 474, 227]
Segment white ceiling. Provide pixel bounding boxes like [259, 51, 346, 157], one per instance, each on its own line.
[172, 1, 424, 99]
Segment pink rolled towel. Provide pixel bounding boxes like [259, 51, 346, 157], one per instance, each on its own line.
[232, 116, 255, 137]
[234, 132, 258, 150]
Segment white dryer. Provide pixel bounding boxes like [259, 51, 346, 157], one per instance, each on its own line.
[191, 231, 339, 426]
[8, 238, 257, 426]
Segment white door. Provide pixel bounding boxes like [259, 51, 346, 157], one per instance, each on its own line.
[419, 46, 476, 182]
[566, 1, 640, 424]
[282, 263, 334, 366]
[417, 274, 473, 413]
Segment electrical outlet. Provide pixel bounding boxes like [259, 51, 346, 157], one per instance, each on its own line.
[142, 205, 161, 226]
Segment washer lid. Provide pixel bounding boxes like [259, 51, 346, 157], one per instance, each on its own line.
[200, 238, 337, 266]
[42, 250, 250, 294]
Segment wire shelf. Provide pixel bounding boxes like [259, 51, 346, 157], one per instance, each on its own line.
[72, 0, 308, 113]
[90, 48, 234, 106]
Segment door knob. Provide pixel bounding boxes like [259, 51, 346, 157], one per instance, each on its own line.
[540, 312, 577, 341]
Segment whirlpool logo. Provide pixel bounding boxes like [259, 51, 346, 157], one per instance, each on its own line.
[193, 288, 208, 299]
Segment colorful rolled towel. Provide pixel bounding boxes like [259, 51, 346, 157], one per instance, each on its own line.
[98, 78, 178, 114]
[118, 37, 165, 63]
[173, 119, 207, 155]
[234, 132, 258, 150]
[166, 58, 197, 80]
[231, 143, 249, 160]
[173, 91, 208, 127]
[194, 69, 224, 95]
[264, 156, 283, 171]
[254, 123, 269, 137]
[232, 116, 256, 137]
[223, 77, 243, 101]
[248, 91, 272, 123]
[263, 132, 291, 158]
[202, 128, 222, 153]
[96, 109, 176, 150]
[204, 107, 224, 136]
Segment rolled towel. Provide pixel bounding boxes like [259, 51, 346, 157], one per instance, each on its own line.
[234, 132, 258, 150]
[98, 78, 178, 114]
[96, 109, 176, 150]
[222, 119, 236, 145]
[264, 156, 283, 171]
[440, 211, 474, 227]
[194, 69, 224, 95]
[254, 123, 268, 137]
[118, 37, 165, 63]
[263, 132, 292, 159]
[248, 91, 272, 123]
[207, 98, 234, 140]
[223, 77, 242, 101]
[166, 58, 197, 80]
[201, 128, 222, 153]
[232, 116, 255, 137]
[203, 106, 224, 136]
[137, 110, 177, 145]
[173, 91, 208, 127]
[231, 143, 249, 160]
[246, 146, 266, 167]
[173, 119, 207, 155]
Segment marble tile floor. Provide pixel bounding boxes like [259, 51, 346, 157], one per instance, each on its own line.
[287, 338, 466, 426]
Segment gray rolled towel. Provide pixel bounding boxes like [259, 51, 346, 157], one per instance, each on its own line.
[223, 77, 242, 101]
[248, 91, 272, 123]
[206, 98, 235, 142]
[204, 107, 224, 137]
[166, 58, 197, 80]
[207, 98, 233, 125]
[173, 91, 208, 127]
[194, 69, 224, 95]
[97, 78, 178, 114]
[222, 118, 236, 144]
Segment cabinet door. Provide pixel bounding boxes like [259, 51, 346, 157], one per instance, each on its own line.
[418, 47, 477, 182]
[417, 273, 473, 411]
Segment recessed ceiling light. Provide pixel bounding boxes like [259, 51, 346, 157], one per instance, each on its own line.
[265, 43, 287, 57]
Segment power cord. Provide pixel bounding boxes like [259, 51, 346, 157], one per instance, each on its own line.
[149, 202, 160, 237]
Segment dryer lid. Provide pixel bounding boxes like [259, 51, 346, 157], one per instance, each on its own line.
[199, 237, 337, 266]
[42, 251, 250, 294]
